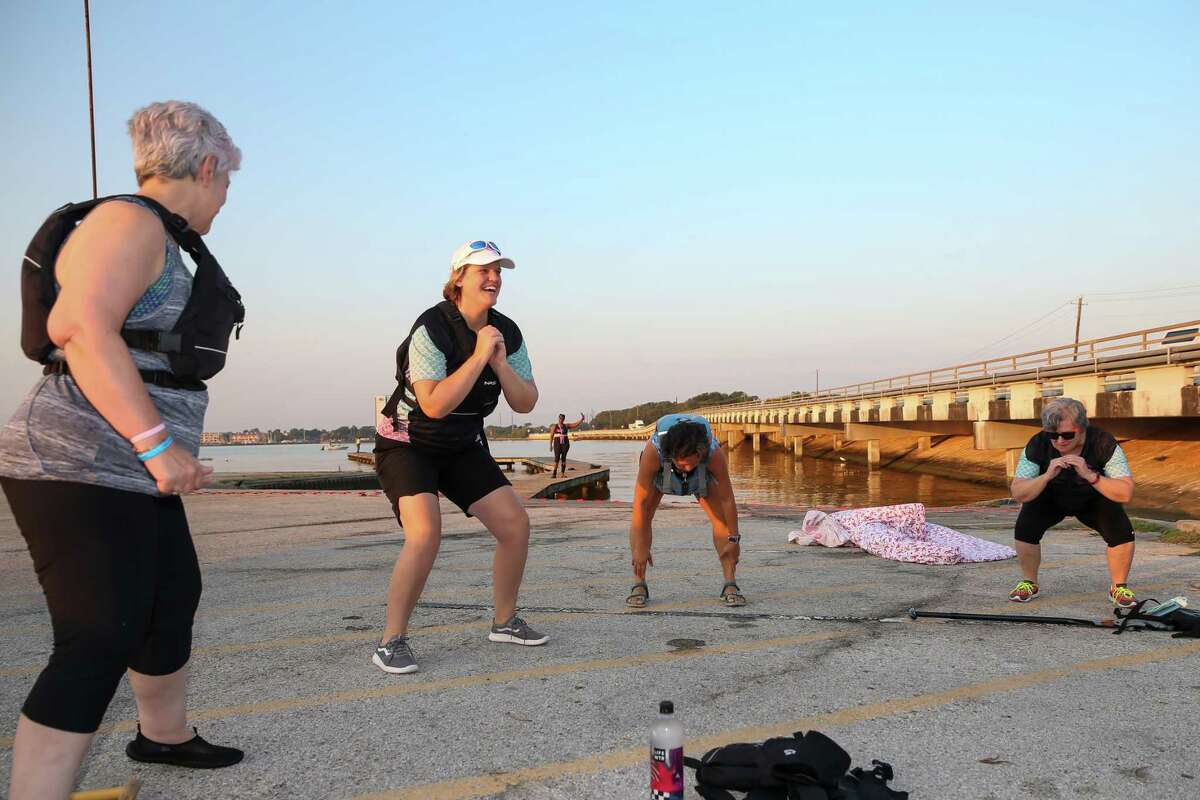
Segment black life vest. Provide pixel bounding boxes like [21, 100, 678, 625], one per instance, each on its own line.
[20, 194, 244, 390]
[1023, 427, 1119, 509]
[378, 301, 523, 452]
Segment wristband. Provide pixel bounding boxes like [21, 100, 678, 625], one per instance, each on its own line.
[130, 423, 166, 444]
[137, 435, 174, 462]
[1087, 472, 1100, 485]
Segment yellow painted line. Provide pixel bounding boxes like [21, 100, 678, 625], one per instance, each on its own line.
[0, 629, 854, 749]
[351, 639, 1200, 800]
[0, 583, 875, 680]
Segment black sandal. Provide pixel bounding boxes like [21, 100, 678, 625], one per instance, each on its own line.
[626, 582, 649, 608]
[720, 581, 747, 607]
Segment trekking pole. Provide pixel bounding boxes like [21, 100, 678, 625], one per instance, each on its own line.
[908, 608, 1116, 628]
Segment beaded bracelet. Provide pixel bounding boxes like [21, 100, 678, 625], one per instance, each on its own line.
[137, 435, 174, 462]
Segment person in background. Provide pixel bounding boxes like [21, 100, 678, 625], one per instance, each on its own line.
[550, 412, 585, 477]
[1008, 397, 1137, 608]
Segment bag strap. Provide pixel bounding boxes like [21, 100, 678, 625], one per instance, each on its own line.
[1113, 598, 1160, 635]
[436, 300, 477, 365]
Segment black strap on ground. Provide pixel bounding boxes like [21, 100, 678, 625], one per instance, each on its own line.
[909, 608, 1117, 628]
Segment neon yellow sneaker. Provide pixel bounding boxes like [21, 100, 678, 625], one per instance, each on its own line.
[1109, 584, 1137, 609]
[1008, 580, 1039, 603]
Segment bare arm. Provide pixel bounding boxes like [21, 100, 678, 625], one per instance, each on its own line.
[1009, 456, 1068, 503]
[1061, 455, 1134, 504]
[47, 200, 210, 494]
[706, 447, 739, 538]
[488, 333, 538, 414]
[567, 413, 585, 429]
[411, 342, 492, 419]
[630, 441, 663, 579]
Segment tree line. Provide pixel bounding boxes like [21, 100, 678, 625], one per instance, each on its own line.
[589, 391, 757, 430]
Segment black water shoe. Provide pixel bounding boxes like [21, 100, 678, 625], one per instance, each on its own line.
[126, 726, 244, 769]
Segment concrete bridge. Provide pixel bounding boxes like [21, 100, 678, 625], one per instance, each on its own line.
[693, 320, 1200, 476]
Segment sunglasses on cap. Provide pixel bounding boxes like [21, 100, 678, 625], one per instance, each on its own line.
[469, 240, 501, 255]
[1044, 430, 1077, 441]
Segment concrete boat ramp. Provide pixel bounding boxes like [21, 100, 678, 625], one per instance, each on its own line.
[1, 494, 1198, 799]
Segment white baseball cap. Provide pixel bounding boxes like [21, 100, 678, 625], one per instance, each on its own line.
[450, 240, 515, 272]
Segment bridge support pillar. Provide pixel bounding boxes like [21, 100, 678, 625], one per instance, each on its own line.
[866, 439, 880, 468]
[917, 436, 932, 452]
[752, 433, 761, 452]
[793, 437, 804, 458]
[1005, 448, 1023, 479]
[727, 430, 745, 449]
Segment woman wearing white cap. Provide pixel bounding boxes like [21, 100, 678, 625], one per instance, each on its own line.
[372, 240, 546, 674]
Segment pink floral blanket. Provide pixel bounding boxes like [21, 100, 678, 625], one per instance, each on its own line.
[787, 503, 1015, 565]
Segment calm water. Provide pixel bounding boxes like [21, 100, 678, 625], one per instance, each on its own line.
[202, 440, 1004, 508]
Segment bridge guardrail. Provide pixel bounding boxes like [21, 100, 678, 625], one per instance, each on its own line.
[690, 319, 1200, 416]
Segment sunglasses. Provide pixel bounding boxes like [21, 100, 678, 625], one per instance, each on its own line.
[1044, 430, 1077, 441]
[468, 240, 501, 255]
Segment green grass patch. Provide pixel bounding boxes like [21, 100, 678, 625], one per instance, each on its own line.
[1161, 528, 1200, 547]
[1131, 517, 1174, 533]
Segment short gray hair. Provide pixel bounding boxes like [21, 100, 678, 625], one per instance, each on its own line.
[128, 101, 241, 184]
[1041, 397, 1088, 431]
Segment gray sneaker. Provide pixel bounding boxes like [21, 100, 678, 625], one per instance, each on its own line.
[372, 634, 418, 674]
[488, 614, 549, 646]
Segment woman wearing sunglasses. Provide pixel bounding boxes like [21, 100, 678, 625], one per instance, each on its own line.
[1007, 397, 1137, 608]
[372, 240, 545, 674]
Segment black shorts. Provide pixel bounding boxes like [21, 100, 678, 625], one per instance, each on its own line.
[1014, 491, 1134, 547]
[0, 478, 202, 733]
[375, 442, 510, 521]
[553, 440, 569, 459]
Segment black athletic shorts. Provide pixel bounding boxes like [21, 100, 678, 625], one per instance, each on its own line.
[553, 440, 569, 459]
[375, 442, 510, 521]
[0, 477, 202, 733]
[1014, 491, 1134, 547]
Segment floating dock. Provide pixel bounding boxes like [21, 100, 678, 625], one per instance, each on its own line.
[217, 453, 610, 499]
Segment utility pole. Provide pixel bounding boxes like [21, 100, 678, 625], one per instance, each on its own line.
[815, 369, 820, 397]
[1072, 296, 1084, 361]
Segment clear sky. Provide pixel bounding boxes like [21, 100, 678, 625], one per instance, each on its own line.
[2, 2, 1197, 429]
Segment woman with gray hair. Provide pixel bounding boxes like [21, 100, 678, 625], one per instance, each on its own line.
[0, 101, 244, 799]
[1007, 397, 1138, 609]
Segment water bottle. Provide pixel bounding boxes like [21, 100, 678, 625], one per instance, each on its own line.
[650, 700, 684, 799]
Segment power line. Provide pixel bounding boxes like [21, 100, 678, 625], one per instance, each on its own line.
[1087, 290, 1200, 304]
[957, 301, 1075, 360]
[1082, 283, 1200, 297]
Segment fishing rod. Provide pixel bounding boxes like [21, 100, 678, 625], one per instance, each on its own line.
[83, 0, 98, 198]
[909, 608, 1121, 628]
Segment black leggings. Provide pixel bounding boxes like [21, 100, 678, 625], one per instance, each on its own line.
[1, 478, 202, 733]
[553, 440, 569, 464]
[1014, 490, 1135, 548]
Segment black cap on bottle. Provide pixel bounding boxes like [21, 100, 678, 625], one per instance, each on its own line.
[660, 701, 674, 714]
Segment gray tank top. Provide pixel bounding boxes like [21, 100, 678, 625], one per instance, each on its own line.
[0, 196, 208, 495]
